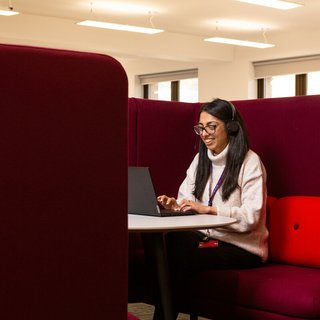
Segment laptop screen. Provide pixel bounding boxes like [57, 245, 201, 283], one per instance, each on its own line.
[128, 167, 160, 216]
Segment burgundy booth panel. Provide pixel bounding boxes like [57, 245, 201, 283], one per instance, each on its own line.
[269, 196, 320, 267]
[266, 195, 277, 222]
[128, 243, 153, 303]
[127, 98, 145, 293]
[183, 263, 320, 319]
[128, 98, 138, 166]
[0, 44, 128, 319]
[127, 99, 201, 299]
[133, 98, 201, 197]
[233, 96, 320, 198]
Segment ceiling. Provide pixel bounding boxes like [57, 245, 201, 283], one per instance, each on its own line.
[1, 0, 320, 62]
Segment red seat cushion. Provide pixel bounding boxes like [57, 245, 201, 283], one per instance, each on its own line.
[269, 196, 320, 267]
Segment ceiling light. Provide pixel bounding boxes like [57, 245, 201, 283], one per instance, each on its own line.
[92, 2, 154, 14]
[77, 20, 163, 34]
[235, 0, 302, 10]
[204, 37, 275, 49]
[0, 8, 19, 16]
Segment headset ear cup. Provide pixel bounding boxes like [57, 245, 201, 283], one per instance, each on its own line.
[227, 121, 239, 134]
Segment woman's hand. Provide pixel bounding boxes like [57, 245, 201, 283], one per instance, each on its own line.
[157, 195, 180, 211]
[179, 199, 217, 215]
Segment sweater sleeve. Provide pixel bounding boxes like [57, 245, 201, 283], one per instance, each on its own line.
[217, 151, 267, 233]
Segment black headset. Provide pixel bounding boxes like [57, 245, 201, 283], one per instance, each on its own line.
[226, 101, 239, 134]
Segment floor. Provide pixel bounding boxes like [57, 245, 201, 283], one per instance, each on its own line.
[128, 303, 210, 320]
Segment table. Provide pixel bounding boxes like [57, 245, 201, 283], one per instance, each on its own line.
[128, 214, 236, 320]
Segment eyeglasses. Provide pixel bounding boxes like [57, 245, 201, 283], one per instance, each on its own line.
[193, 123, 219, 135]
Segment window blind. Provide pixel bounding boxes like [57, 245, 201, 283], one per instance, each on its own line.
[139, 69, 198, 85]
[254, 55, 320, 78]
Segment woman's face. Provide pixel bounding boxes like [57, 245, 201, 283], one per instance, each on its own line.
[198, 111, 229, 154]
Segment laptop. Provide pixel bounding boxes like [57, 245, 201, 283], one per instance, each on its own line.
[128, 167, 196, 217]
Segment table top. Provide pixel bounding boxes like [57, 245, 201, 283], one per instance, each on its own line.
[128, 213, 236, 232]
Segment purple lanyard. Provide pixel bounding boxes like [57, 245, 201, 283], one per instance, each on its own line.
[208, 168, 225, 206]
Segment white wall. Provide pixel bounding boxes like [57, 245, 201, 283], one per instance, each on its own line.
[120, 58, 200, 98]
[120, 28, 320, 102]
[120, 56, 256, 102]
[2, 13, 320, 102]
[198, 59, 256, 101]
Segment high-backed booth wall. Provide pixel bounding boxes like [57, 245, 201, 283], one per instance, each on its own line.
[0, 44, 128, 319]
[128, 96, 320, 199]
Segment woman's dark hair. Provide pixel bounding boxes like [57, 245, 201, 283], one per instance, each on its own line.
[193, 98, 249, 202]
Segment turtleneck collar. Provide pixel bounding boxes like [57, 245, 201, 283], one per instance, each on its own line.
[207, 144, 229, 166]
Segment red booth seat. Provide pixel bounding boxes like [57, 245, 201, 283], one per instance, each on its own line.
[182, 196, 320, 320]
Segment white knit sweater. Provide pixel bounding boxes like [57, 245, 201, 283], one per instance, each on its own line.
[177, 145, 269, 261]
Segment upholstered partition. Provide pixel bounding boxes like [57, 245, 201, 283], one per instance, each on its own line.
[128, 98, 201, 303]
[0, 44, 128, 319]
[130, 95, 320, 199]
[129, 98, 201, 197]
[128, 97, 138, 166]
[233, 96, 320, 198]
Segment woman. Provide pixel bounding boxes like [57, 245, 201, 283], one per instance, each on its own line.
[157, 98, 268, 297]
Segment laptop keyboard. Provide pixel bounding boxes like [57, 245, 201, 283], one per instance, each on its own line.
[160, 209, 196, 217]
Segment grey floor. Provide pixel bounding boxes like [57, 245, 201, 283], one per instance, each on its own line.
[128, 303, 210, 320]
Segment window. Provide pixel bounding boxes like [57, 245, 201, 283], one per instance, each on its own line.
[265, 74, 295, 98]
[148, 81, 171, 101]
[139, 69, 198, 102]
[258, 72, 319, 98]
[254, 54, 320, 98]
[179, 78, 198, 102]
[307, 71, 320, 95]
